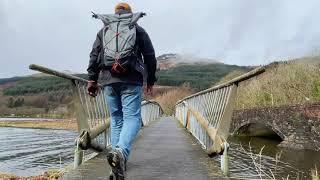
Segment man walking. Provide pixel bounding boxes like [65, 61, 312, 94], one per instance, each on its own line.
[87, 3, 157, 179]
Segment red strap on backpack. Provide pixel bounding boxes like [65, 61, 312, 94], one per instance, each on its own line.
[111, 57, 126, 74]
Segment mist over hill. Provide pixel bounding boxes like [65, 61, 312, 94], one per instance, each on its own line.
[157, 53, 222, 70]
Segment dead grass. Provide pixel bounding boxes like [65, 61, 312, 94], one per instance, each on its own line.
[0, 169, 64, 180]
[235, 143, 304, 180]
[229, 61, 320, 109]
[154, 83, 194, 115]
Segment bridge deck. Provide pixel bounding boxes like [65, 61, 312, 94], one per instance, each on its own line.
[62, 117, 223, 180]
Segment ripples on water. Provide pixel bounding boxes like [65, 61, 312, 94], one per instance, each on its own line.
[0, 127, 76, 176]
[226, 136, 320, 180]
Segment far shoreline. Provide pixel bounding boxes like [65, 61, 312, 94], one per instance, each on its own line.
[0, 119, 78, 131]
[0, 117, 65, 121]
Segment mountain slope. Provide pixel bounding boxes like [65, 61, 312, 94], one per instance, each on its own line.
[157, 63, 250, 90]
[157, 53, 221, 70]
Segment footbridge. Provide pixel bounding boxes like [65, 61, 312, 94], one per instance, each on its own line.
[29, 64, 265, 179]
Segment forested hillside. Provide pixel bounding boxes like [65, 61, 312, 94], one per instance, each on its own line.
[157, 64, 250, 90]
[0, 75, 80, 117]
[0, 61, 246, 117]
[1, 56, 318, 117]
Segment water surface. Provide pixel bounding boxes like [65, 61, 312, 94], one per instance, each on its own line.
[0, 127, 76, 176]
[0, 127, 319, 179]
[227, 136, 320, 179]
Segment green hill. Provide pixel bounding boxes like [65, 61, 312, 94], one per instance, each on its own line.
[0, 62, 247, 117]
[1, 56, 318, 117]
[0, 75, 86, 118]
[2, 63, 248, 96]
[157, 64, 250, 90]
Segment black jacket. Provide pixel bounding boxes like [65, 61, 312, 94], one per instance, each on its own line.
[87, 25, 157, 86]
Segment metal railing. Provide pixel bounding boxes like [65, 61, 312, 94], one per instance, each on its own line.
[29, 64, 163, 169]
[141, 100, 163, 126]
[175, 66, 265, 175]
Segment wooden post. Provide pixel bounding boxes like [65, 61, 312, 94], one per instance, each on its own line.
[74, 139, 83, 169]
[71, 80, 90, 132]
[71, 80, 89, 168]
[216, 84, 238, 140]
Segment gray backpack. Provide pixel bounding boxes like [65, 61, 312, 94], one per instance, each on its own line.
[92, 12, 145, 74]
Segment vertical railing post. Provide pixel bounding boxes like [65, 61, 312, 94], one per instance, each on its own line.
[216, 84, 238, 139]
[72, 81, 90, 132]
[74, 139, 83, 169]
[71, 80, 90, 168]
[216, 84, 237, 176]
[220, 142, 229, 176]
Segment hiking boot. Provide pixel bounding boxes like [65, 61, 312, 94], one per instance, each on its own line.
[107, 148, 125, 180]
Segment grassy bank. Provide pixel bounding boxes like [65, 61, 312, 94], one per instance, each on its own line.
[0, 119, 77, 131]
[0, 169, 63, 180]
[235, 60, 320, 109]
[215, 59, 320, 109]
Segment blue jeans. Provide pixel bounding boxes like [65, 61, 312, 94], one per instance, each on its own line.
[104, 83, 142, 161]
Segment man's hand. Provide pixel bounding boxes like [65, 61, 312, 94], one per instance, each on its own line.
[87, 81, 99, 97]
[144, 85, 153, 96]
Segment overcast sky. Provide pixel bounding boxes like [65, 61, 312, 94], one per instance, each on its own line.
[1, 0, 320, 78]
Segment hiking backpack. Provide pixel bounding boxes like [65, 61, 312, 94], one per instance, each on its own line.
[92, 12, 146, 74]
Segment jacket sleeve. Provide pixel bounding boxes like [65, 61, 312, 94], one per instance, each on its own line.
[138, 27, 157, 86]
[87, 29, 103, 82]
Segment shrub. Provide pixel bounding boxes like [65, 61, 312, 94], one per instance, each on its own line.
[313, 81, 320, 101]
[154, 83, 194, 115]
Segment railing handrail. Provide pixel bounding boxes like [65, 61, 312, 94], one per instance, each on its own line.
[29, 64, 163, 113]
[141, 100, 164, 113]
[29, 64, 164, 113]
[176, 66, 265, 104]
[29, 63, 164, 168]
[29, 64, 89, 83]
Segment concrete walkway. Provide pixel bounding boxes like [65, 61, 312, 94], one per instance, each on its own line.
[62, 117, 223, 180]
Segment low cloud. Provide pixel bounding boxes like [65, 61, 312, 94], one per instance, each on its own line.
[0, 0, 319, 78]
